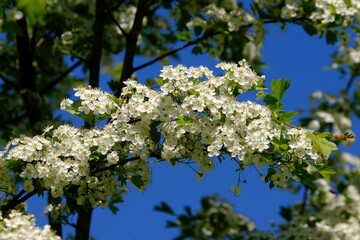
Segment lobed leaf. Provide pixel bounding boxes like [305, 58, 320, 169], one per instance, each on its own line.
[307, 132, 337, 158]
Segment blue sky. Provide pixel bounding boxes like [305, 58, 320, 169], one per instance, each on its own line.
[26, 23, 360, 240]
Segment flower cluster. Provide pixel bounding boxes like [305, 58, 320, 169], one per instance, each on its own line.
[287, 128, 320, 162]
[0, 210, 60, 240]
[310, 0, 360, 24]
[188, 1, 360, 32]
[73, 86, 118, 115]
[1, 60, 334, 208]
[281, 0, 360, 24]
[186, 3, 255, 32]
[276, 179, 360, 240]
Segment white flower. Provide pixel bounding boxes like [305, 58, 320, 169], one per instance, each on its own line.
[60, 98, 73, 110]
[0, 210, 61, 240]
[309, 119, 321, 130]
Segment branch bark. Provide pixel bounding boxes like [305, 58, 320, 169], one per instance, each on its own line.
[115, 0, 150, 97]
[104, 0, 128, 36]
[88, 0, 106, 87]
[0, 73, 19, 90]
[0, 190, 37, 215]
[16, 17, 40, 125]
[132, 31, 222, 73]
[75, 207, 93, 240]
[16, 17, 35, 91]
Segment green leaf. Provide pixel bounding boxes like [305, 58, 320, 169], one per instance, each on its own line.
[17, 0, 47, 25]
[344, 0, 352, 7]
[108, 204, 119, 214]
[177, 116, 195, 125]
[272, 134, 289, 151]
[329, 5, 336, 14]
[176, 31, 191, 41]
[353, 26, 360, 35]
[66, 197, 78, 214]
[131, 175, 145, 189]
[306, 132, 337, 158]
[154, 202, 175, 215]
[228, 81, 241, 96]
[149, 121, 161, 143]
[192, 45, 203, 55]
[264, 79, 290, 111]
[313, 164, 336, 182]
[194, 26, 203, 36]
[291, 163, 317, 191]
[264, 167, 276, 189]
[276, 111, 298, 124]
[188, 89, 200, 97]
[110, 94, 121, 107]
[303, 23, 318, 36]
[155, 77, 165, 86]
[263, 94, 278, 107]
[325, 30, 338, 45]
[82, 112, 95, 125]
[271, 78, 290, 102]
[280, 206, 293, 222]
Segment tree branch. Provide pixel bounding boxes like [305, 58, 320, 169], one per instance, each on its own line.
[16, 16, 43, 126]
[88, 0, 106, 88]
[132, 32, 222, 73]
[16, 17, 35, 91]
[40, 60, 82, 95]
[0, 73, 19, 90]
[115, 0, 150, 97]
[104, 0, 128, 36]
[104, 3, 128, 37]
[108, 0, 126, 13]
[75, 207, 93, 240]
[346, 73, 357, 93]
[91, 152, 161, 175]
[1, 190, 37, 215]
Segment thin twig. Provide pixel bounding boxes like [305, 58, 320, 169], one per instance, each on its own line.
[15, 189, 26, 200]
[92, 151, 161, 175]
[0, 73, 19, 89]
[104, 1, 128, 37]
[132, 31, 222, 72]
[1, 190, 37, 214]
[108, 0, 126, 13]
[17, 190, 37, 203]
[40, 60, 82, 95]
[299, 186, 308, 215]
[346, 73, 356, 93]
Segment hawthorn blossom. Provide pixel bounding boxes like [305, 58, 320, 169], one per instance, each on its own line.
[2, 60, 334, 208]
[0, 210, 60, 240]
[276, 180, 360, 240]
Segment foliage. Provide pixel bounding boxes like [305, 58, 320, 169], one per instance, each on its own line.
[155, 195, 260, 240]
